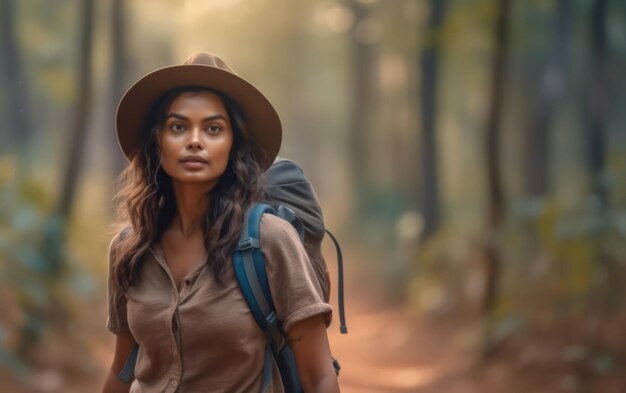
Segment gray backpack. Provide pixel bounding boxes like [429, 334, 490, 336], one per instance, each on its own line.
[262, 157, 346, 316]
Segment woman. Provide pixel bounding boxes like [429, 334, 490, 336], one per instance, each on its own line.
[102, 52, 339, 393]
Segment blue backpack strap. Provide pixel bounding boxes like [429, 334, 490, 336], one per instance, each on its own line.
[233, 203, 300, 392]
[233, 203, 278, 330]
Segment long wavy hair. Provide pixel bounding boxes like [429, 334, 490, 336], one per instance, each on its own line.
[110, 86, 267, 292]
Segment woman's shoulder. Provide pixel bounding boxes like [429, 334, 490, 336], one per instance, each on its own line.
[259, 213, 300, 242]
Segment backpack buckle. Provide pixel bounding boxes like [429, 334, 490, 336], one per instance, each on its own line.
[265, 312, 286, 352]
[238, 237, 259, 251]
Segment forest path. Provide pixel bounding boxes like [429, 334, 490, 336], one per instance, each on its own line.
[327, 247, 478, 393]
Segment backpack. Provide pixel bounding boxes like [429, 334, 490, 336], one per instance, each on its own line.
[117, 158, 348, 390]
[232, 158, 347, 392]
[261, 158, 347, 329]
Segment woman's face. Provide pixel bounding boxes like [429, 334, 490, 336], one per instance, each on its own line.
[156, 91, 234, 189]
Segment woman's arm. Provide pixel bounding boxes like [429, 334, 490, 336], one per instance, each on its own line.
[288, 314, 340, 393]
[101, 333, 136, 393]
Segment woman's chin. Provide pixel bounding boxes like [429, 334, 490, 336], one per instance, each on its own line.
[170, 172, 222, 186]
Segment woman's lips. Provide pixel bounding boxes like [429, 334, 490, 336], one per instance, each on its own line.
[181, 154, 208, 162]
[181, 157, 208, 169]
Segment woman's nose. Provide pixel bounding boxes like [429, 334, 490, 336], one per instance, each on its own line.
[186, 127, 203, 150]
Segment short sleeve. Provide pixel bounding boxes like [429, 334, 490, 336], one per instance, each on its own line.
[259, 214, 333, 332]
[106, 230, 131, 336]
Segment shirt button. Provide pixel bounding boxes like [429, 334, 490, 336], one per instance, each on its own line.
[171, 380, 178, 386]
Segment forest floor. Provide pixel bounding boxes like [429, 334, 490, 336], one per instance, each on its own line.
[2, 246, 626, 393]
[327, 258, 474, 393]
[328, 247, 626, 393]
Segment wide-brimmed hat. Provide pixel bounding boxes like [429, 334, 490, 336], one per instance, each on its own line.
[115, 51, 282, 170]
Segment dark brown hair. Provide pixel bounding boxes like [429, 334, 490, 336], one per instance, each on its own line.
[110, 87, 266, 292]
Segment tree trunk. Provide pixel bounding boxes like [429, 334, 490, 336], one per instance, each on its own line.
[57, 0, 95, 222]
[522, 0, 570, 197]
[418, 0, 446, 240]
[483, 0, 512, 316]
[0, 0, 32, 164]
[578, 2, 610, 388]
[586, 0, 608, 206]
[108, 0, 130, 179]
[347, 0, 378, 218]
[284, 2, 316, 184]
[16, 0, 96, 357]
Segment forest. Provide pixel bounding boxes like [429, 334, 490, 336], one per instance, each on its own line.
[1, 0, 625, 392]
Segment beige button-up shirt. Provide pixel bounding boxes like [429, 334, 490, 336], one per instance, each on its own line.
[106, 214, 332, 392]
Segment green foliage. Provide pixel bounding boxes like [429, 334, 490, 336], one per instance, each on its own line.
[408, 225, 484, 315]
[0, 166, 98, 376]
[407, 184, 626, 345]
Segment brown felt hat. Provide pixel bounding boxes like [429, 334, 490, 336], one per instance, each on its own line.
[115, 51, 282, 170]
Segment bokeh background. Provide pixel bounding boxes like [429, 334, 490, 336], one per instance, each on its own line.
[1, 0, 626, 392]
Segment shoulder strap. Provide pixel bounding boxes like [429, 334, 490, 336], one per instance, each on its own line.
[232, 203, 288, 392]
[233, 203, 279, 333]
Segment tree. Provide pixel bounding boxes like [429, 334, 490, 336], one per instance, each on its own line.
[0, 0, 32, 165]
[108, 0, 130, 179]
[522, 0, 571, 198]
[346, 0, 379, 218]
[577, 2, 614, 388]
[483, 0, 512, 316]
[16, 0, 96, 359]
[418, 0, 446, 240]
[586, 0, 608, 206]
[56, 0, 96, 222]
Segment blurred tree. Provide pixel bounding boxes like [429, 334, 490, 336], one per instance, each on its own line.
[107, 0, 130, 179]
[12, 0, 97, 363]
[347, 0, 379, 218]
[484, 0, 512, 317]
[282, 1, 315, 179]
[583, 0, 615, 365]
[522, 0, 570, 198]
[0, 0, 32, 165]
[586, 0, 609, 207]
[56, 0, 95, 224]
[419, 0, 446, 240]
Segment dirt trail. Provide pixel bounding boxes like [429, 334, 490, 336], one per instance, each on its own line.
[326, 253, 477, 393]
[327, 247, 626, 393]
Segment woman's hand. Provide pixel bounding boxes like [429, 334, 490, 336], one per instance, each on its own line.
[288, 314, 340, 393]
[101, 333, 136, 393]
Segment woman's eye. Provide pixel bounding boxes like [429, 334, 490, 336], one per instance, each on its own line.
[170, 123, 185, 132]
[207, 124, 222, 133]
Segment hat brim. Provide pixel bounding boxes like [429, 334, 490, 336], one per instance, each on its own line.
[115, 64, 281, 170]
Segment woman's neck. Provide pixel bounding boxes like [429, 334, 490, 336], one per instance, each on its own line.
[170, 181, 213, 237]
